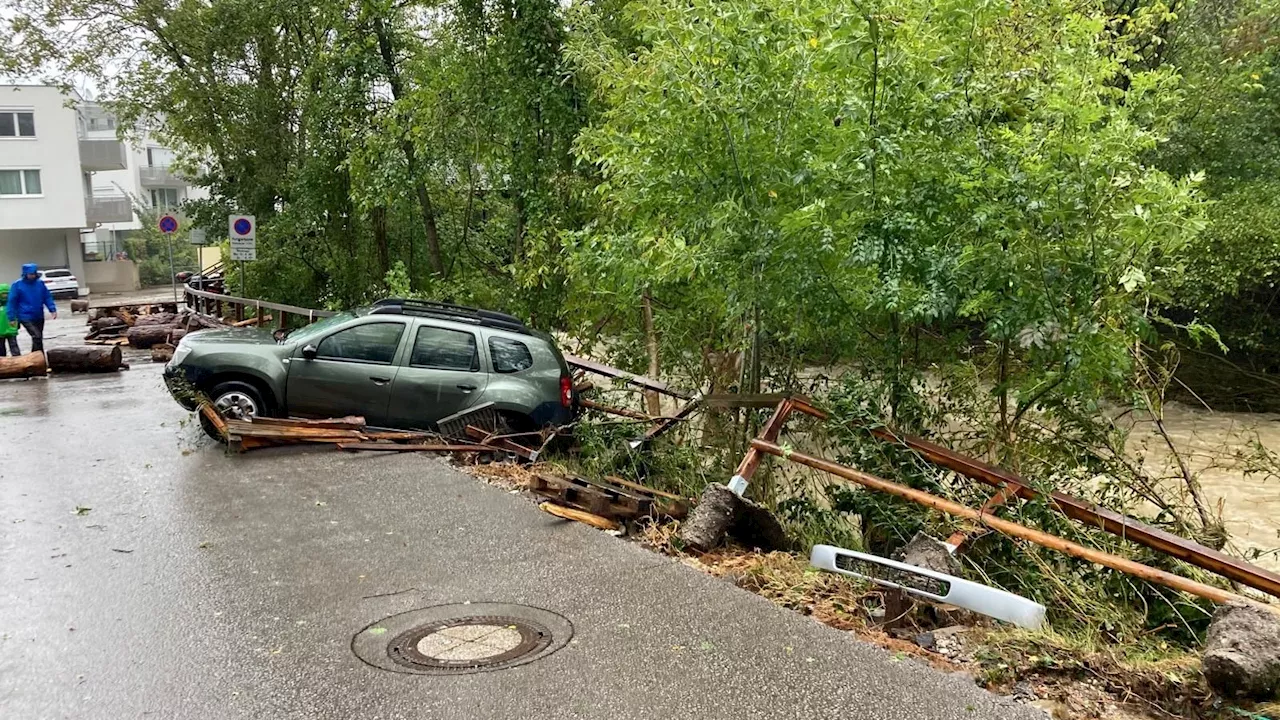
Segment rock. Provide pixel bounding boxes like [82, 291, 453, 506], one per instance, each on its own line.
[1012, 681, 1037, 702]
[679, 484, 740, 552]
[913, 632, 936, 651]
[1202, 600, 1280, 700]
[678, 483, 790, 553]
[730, 495, 791, 551]
[894, 531, 962, 576]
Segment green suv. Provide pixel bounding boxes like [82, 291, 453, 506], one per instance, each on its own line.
[164, 299, 576, 439]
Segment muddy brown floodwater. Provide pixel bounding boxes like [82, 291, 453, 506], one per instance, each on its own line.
[1124, 401, 1280, 571]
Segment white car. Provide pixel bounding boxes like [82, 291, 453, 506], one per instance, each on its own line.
[38, 268, 81, 298]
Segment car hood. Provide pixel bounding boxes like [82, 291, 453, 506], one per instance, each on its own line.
[184, 328, 281, 346]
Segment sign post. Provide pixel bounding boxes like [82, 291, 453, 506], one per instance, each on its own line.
[229, 215, 256, 300]
[158, 214, 180, 302]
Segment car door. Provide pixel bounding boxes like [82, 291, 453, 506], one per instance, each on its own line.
[385, 322, 489, 430]
[285, 319, 409, 425]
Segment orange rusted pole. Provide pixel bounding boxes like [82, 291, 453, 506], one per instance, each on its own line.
[750, 438, 1246, 607]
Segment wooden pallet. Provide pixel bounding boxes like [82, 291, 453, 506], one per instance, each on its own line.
[528, 473, 652, 521]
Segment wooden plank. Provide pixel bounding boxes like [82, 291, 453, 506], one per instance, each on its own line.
[702, 393, 794, 409]
[464, 425, 538, 461]
[604, 476, 689, 519]
[249, 415, 366, 430]
[563, 354, 692, 400]
[199, 403, 228, 442]
[337, 443, 490, 452]
[751, 439, 1249, 608]
[539, 502, 620, 531]
[578, 397, 653, 421]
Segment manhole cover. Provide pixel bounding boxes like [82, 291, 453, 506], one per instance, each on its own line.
[352, 603, 573, 675]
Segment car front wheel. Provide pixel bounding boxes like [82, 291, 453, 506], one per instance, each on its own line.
[200, 381, 271, 441]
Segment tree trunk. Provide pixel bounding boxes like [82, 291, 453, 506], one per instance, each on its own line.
[92, 316, 126, 332]
[126, 325, 177, 348]
[70, 299, 89, 313]
[371, 205, 390, 278]
[47, 346, 123, 373]
[0, 351, 46, 379]
[134, 312, 179, 327]
[373, 16, 445, 278]
[642, 290, 661, 416]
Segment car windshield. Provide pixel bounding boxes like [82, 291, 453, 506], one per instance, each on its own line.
[279, 311, 355, 344]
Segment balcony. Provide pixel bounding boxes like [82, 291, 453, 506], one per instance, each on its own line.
[139, 165, 187, 187]
[85, 196, 134, 224]
[79, 139, 128, 171]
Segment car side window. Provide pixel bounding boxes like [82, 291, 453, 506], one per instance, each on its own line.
[489, 337, 533, 374]
[315, 322, 405, 364]
[410, 326, 479, 371]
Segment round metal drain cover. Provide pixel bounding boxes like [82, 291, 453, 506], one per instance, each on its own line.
[352, 603, 573, 675]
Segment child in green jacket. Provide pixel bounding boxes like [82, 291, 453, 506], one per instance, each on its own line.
[0, 283, 19, 356]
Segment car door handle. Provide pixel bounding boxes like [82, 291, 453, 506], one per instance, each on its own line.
[370, 376, 392, 385]
[457, 384, 477, 392]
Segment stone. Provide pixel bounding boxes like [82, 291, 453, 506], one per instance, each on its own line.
[913, 632, 936, 651]
[893, 531, 962, 576]
[730, 495, 791, 551]
[1203, 600, 1280, 700]
[678, 484, 740, 552]
[678, 483, 790, 553]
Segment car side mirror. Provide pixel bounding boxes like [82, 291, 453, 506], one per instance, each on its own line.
[302, 344, 318, 360]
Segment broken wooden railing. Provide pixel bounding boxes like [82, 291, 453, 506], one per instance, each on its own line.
[184, 286, 335, 330]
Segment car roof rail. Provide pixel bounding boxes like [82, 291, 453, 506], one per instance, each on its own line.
[370, 299, 530, 334]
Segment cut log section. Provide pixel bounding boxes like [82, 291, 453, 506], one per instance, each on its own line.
[133, 312, 178, 327]
[126, 325, 178, 348]
[70, 299, 89, 313]
[151, 344, 175, 363]
[0, 351, 46, 379]
[47, 346, 123, 373]
[92, 316, 126, 332]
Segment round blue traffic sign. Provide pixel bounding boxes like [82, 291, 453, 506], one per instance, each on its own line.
[233, 218, 252, 236]
[158, 215, 179, 234]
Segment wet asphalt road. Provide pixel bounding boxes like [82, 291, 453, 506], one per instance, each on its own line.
[0, 312, 1042, 720]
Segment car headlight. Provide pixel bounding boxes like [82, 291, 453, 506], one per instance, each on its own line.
[169, 344, 193, 367]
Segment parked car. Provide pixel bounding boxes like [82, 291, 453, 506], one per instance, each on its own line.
[38, 268, 80, 298]
[164, 299, 577, 440]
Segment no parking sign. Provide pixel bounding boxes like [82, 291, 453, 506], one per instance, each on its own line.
[229, 214, 256, 261]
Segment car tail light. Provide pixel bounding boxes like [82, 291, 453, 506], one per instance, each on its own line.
[560, 376, 572, 408]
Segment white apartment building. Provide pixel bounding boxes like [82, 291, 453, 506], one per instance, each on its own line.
[0, 85, 203, 293]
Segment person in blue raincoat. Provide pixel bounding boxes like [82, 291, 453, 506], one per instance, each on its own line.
[5, 263, 57, 352]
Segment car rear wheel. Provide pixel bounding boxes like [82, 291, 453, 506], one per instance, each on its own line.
[200, 381, 271, 441]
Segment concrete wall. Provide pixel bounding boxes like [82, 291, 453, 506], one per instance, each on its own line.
[0, 86, 87, 230]
[83, 260, 140, 292]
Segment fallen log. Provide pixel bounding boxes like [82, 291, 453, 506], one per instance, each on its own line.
[0, 351, 46, 379]
[47, 346, 123, 373]
[168, 329, 187, 344]
[92, 316, 126, 332]
[133, 312, 178, 327]
[151, 344, 175, 363]
[126, 325, 175, 348]
[70, 299, 89, 313]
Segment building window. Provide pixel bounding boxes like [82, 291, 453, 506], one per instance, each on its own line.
[0, 169, 42, 196]
[0, 111, 36, 137]
[147, 147, 175, 167]
[150, 187, 181, 210]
